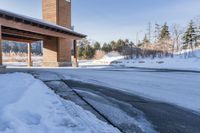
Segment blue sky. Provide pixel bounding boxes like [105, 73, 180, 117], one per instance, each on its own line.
[0, 0, 200, 43]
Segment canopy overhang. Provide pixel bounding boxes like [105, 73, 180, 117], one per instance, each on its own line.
[0, 9, 86, 41]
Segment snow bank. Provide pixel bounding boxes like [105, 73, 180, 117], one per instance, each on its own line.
[111, 57, 200, 71]
[79, 49, 200, 71]
[3, 56, 42, 67]
[116, 49, 200, 71]
[0, 73, 119, 133]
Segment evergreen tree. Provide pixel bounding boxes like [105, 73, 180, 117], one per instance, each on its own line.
[112, 39, 126, 53]
[82, 44, 95, 59]
[11, 43, 19, 53]
[93, 42, 101, 51]
[77, 44, 84, 58]
[77, 39, 96, 59]
[2, 41, 11, 53]
[102, 43, 112, 53]
[110, 41, 116, 51]
[159, 23, 170, 40]
[124, 39, 130, 45]
[182, 20, 196, 49]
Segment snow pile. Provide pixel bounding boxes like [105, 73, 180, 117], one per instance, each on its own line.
[79, 52, 123, 66]
[101, 52, 124, 63]
[0, 73, 119, 133]
[102, 52, 122, 60]
[174, 47, 200, 57]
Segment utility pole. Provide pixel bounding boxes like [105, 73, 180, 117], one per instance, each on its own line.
[147, 22, 152, 43]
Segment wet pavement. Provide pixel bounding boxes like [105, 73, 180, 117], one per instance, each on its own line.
[64, 80, 200, 133]
[2, 67, 200, 133]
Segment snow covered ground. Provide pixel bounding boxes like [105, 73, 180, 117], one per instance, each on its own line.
[79, 49, 200, 71]
[79, 53, 123, 67]
[3, 56, 42, 67]
[0, 73, 119, 133]
[51, 68, 200, 114]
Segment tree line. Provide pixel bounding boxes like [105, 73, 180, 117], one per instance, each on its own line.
[2, 41, 42, 55]
[138, 20, 200, 57]
[77, 39, 136, 59]
[78, 19, 200, 59]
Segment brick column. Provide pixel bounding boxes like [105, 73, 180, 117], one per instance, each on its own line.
[43, 37, 59, 67]
[43, 37, 72, 67]
[57, 38, 72, 66]
[0, 25, 2, 66]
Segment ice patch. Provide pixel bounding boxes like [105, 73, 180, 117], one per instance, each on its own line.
[76, 89, 158, 133]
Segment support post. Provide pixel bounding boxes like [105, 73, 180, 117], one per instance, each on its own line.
[0, 25, 2, 66]
[73, 40, 78, 67]
[27, 43, 32, 67]
[43, 37, 72, 67]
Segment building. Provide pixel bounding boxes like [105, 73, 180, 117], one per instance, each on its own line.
[0, 0, 86, 67]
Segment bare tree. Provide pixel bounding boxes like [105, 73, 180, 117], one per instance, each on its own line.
[171, 24, 184, 53]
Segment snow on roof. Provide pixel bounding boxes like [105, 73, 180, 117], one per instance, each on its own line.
[0, 8, 86, 38]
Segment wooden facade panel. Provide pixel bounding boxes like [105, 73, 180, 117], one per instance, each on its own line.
[0, 18, 79, 40]
[2, 36, 37, 43]
[2, 28, 47, 40]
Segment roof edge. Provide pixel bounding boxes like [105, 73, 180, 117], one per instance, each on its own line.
[0, 8, 87, 38]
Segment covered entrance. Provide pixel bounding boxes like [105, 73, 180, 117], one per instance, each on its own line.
[0, 9, 85, 67]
